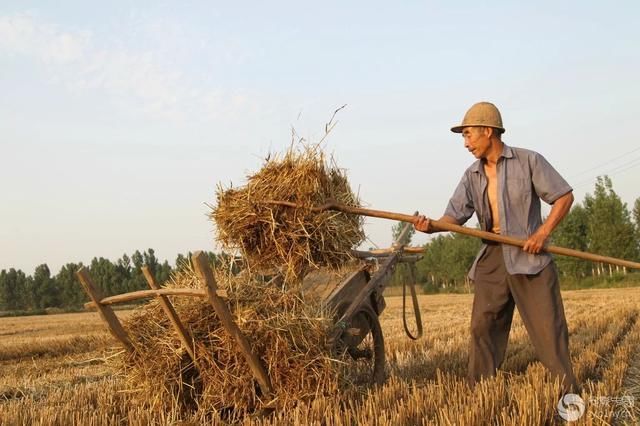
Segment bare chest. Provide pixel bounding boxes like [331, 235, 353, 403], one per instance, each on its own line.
[483, 164, 500, 233]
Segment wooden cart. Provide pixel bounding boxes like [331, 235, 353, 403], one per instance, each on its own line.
[301, 248, 423, 384]
[76, 224, 423, 399]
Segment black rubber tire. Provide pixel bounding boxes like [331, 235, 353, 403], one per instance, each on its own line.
[344, 305, 386, 385]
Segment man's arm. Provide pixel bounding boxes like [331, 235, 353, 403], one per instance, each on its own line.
[522, 191, 574, 254]
[418, 170, 475, 234]
[414, 215, 459, 234]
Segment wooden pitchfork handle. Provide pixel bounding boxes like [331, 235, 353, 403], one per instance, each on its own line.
[265, 200, 640, 270]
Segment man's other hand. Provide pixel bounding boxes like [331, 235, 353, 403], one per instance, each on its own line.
[414, 215, 434, 234]
[522, 227, 550, 254]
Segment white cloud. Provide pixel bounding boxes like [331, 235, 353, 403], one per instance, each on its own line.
[0, 13, 88, 63]
[47, 32, 87, 63]
[0, 12, 261, 122]
[75, 49, 185, 118]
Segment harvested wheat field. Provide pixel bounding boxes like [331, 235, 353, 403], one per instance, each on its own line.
[1, 287, 639, 425]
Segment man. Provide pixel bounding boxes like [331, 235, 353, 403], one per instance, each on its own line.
[415, 102, 578, 393]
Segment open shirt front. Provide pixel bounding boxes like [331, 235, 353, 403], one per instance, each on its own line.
[444, 144, 572, 279]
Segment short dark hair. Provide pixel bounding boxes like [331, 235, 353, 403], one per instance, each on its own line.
[467, 126, 502, 140]
[486, 126, 503, 140]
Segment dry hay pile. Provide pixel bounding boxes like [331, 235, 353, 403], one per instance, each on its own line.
[119, 265, 341, 420]
[117, 143, 368, 420]
[210, 144, 365, 282]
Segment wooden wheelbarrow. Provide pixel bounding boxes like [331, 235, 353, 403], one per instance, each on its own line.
[301, 218, 424, 384]
[76, 251, 274, 398]
[76, 229, 425, 402]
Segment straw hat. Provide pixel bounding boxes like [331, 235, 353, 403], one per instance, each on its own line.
[451, 102, 505, 134]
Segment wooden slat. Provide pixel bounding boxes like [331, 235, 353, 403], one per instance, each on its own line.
[75, 267, 133, 352]
[352, 246, 425, 256]
[142, 266, 198, 363]
[351, 250, 390, 259]
[328, 254, 400, 346]
[83, 288, 211, 309]
[394, 213, 418, 245]
[398, 254, 422, 263]
[324, 265, 370, 310]
[400, 246, 426, 254]
[191, 251, 273, 398]
[351, 248, 424, 259]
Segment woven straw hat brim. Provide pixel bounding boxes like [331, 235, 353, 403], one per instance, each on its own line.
[450, 124, 506, 134]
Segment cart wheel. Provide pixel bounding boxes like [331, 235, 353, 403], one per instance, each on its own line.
[340, 305, 386, 385]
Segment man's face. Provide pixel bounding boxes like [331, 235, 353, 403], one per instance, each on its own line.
[462, 127, 491, 159]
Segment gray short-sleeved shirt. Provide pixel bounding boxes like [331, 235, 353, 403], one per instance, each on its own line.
[444, 144, 572, 279]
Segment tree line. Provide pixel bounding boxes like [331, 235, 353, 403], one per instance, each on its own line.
[403, 176, 640, 291]
[0, 249, 217, 313]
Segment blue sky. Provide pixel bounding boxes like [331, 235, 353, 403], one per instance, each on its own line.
[2, 1, 639, 274]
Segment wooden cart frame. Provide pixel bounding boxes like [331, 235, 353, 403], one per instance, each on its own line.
[76, 223, 423, 395]
[76, 251, 273, 397]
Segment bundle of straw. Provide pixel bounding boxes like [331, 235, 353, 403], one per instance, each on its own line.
[210, 144, 365, 283]
[119, 265, 340, 421]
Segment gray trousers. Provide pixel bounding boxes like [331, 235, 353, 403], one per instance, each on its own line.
[468, 243, 578, 393]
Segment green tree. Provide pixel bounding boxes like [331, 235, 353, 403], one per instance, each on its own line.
[0, 270, 9, 310]
[157, 260, 172, 284]
[22, 275, 36, 310]
[128, 250, 148, 291]
[552, 204, 590, 277]
[392, 220, 415, 246]
[89, 257, 121, 296]
[633, 197, 640, 250]
[32, 264, 60, 308]
[114, 254, 133, 294]
[584, 176, 638, 273]
[137, 248, 169, 286]
[175, 251, 220, 273]
[390, 221, 416, 286]
[126, 249, 173, 290]
[175, 253, 191, 271]
[416, 233, 480, 290]
[131, 250, 144, 270]
[143, 248, 159, 275]
[0, 269, 26, 311]
[117, 254, 132, 276]
[55, 263, 87, 308]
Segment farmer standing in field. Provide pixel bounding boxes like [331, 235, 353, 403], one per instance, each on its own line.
[415, 102, 578, 393]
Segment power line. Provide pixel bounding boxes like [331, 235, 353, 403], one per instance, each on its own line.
[573, 157, 640, 189]
[568, 146, 640, 179]
[603, 156, 640, 175]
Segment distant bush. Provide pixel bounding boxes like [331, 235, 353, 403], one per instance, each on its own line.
[559, 272, 640, 290]
[44, 307, 67, 315]
[0, 307, 86, 318]
[0, 309, 47, 318]
[419, 272, 640, 294]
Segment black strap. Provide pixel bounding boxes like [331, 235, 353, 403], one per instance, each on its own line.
[402, 263, 423, 340]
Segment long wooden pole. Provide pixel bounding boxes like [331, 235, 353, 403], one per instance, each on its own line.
[142, 266, 198, 364]
[266, 200, 640, 270]
[76, 267, 134, 352]
[83, 288, 208, 309]
[190, 251, 273, 398]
